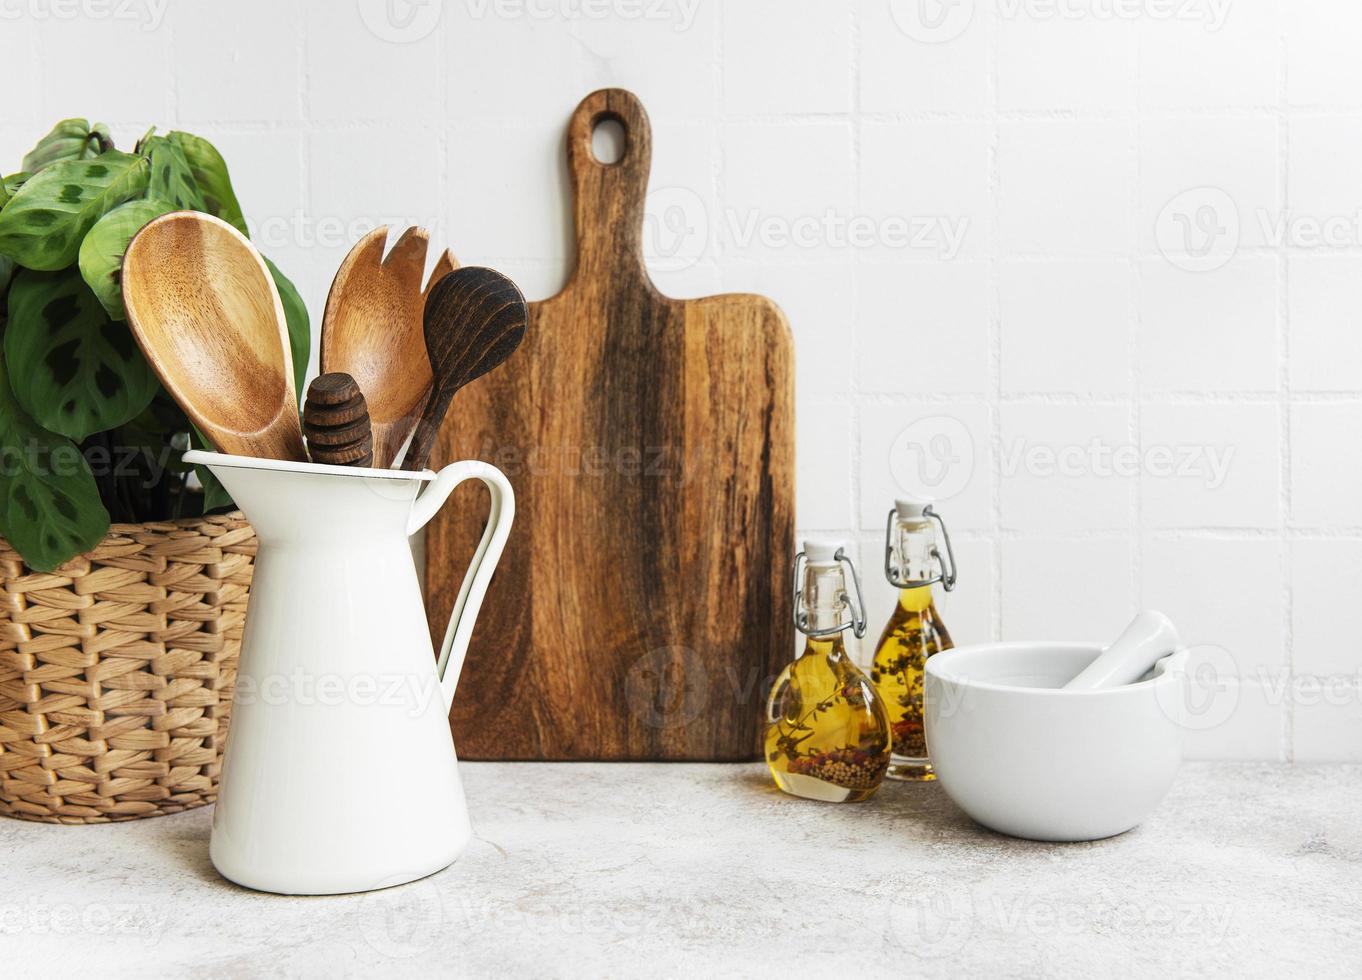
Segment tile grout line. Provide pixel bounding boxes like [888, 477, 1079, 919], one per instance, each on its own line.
[439, 2, 450, 284]
[1129, 12, 1143, 627]
[164, 8, 178, 125]
[848, 2, 865, 663]
[987, 2, 1002, 642]
[297, 0, 315, 374]
[1278, 16, 1294, 763]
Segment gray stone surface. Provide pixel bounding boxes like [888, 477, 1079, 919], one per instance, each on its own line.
[2, 762, 1359, 978]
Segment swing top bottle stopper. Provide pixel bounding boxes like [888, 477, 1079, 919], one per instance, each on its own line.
[885, 495, 957, 591]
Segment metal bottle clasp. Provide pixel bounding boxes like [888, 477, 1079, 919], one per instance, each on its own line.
[792, 547, 868, 639]
[884, 505, 958, 592]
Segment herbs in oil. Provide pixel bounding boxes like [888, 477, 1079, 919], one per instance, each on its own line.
[765, 542, 891, 803]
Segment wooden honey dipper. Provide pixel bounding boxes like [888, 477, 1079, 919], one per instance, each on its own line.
[303, 372, 374, 467]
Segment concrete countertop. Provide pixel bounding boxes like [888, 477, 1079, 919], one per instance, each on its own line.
[3, 762, 1359, 978]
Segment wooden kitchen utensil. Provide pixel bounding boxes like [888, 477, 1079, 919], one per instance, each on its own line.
[321, 227, 457, 467]
[399, 267, 528, 473]
[122, 211, 306, 461]
[424, 88, 795, 761]
[303, 372, 374, 467]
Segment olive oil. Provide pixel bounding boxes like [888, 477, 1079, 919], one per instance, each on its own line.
[766, 635, 891, 802]
[765, 541, 891, 802]
[870, 584, 952, 780]
[870, 497, 958, 781]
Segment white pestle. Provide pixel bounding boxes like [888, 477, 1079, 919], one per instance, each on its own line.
[1063, 610, 1180, 690]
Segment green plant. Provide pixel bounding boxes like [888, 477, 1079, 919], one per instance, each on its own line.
[0, 119, 309, 571]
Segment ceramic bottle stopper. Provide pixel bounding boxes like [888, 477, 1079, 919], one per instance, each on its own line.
[303, 372, 374, 467]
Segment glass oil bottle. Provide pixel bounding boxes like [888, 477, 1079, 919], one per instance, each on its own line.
[869, 497, 958, 781]
[765, 541, 892, 803]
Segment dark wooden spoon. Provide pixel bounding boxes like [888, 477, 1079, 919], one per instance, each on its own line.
[400, 267, 527, 471]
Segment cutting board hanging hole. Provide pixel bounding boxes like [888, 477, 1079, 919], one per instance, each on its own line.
[590, 115, 626, 165]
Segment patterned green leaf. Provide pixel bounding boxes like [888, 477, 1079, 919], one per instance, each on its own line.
[78, 198, 178, 320]
[0, 151, 149, 271]
[0, 358, 109, 572]
[145, 136, 205, 211]
[5, 267, 158, 440]
[168, 132, 247, 234]
[2, 173, 31, 203]
[264, 256, 311, 399]
[21, 119, 112, 174]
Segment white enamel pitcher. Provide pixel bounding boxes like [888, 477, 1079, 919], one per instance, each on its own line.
[184, 449, 514, 895]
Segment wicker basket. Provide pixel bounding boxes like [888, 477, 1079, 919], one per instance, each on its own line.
[0, 513, 255, 824]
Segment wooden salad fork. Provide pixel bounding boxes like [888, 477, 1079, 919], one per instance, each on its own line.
[320, 226, 457, 467]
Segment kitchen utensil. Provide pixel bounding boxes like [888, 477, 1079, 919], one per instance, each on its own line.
[1064, 610, 1179, 690]
[121, 211, 306, 461]
[321, 226, 457, 467]
[424, 88, 795, 761]
[399, 267, 527, 472]
[184, 447, 514, 895]
[303, 372, 373, 467]
[924, 641, 1188, 842]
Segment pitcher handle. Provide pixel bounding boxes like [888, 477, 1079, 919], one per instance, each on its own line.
[408, 460, 515, 711]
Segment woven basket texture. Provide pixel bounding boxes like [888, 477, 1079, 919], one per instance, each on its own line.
[0, 513, 254, 824]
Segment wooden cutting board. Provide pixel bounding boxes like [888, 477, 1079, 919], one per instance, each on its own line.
[425, 88, 794, 760]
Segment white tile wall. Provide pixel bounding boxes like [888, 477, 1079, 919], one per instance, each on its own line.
[5, 0, 1362, 760]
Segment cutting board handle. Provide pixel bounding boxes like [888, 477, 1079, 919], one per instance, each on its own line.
[566, 88, 653, 286]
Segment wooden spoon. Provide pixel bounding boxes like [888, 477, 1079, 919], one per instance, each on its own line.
[121, 211, 306, 461]
[321, 226, 457, 467]
[400, 267, 528, 472]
